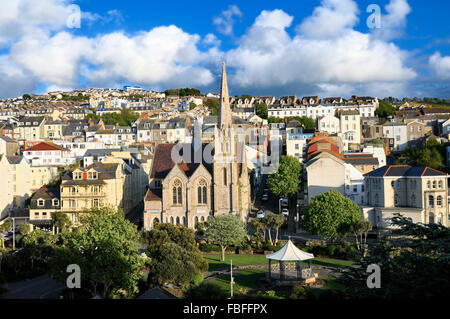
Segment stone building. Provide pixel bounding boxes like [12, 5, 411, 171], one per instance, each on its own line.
[143, 63, 251, 230]
[363, 165, 449, 228]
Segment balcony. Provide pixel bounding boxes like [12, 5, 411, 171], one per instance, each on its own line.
[63, 191, 106, 197]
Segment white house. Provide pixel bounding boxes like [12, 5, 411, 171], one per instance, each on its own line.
[23, 141, 74, 166]
[318, 115, 340, 135]
[383, 121, 408, 152]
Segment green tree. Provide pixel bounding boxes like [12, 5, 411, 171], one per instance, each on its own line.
[204, 215, 247, 261]
[375, 100, 396, 123]
[268, 155, 302, 199]
[189, 102, 197, 110]
[255, 103, 268, 119]
[205, 98, 219, 116]
[50, 206, 144, 298]
[22, 94, 32, 100]
[0, 221, 12, 249]
[340, 214, 450, 298]
[18, 223, 30, 236]
[144, 223, 207, 286]
[302, 190, 362, 241]
[262, 213, 285, 245]
[51, 211, 72, 234]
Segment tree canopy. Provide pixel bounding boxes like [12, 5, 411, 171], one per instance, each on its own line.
[375, 101, 397, 123]
[50, 207, 144, 298]
[268, 116, 316, 129]
[255, 103, 268, 119]
[340, 214, 450, 298]
[204, 215, 247, 261]
[164, 88, 202, 97]
[144, 223, 207, 286]
[267, 155, 302, 199]
[302, 189, 362, 241]
[396, 138, 445, 170]
[204, 98, 219, 116]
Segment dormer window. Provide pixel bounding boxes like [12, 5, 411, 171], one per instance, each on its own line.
[92, 172, 97, 179]
[37, 199, 45, 207]
[53, 199, 59, 206]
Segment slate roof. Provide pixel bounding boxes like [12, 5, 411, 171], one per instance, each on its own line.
[150, 143, 213, 179]
[30, 188, 60, 209]
[364, 165, 448, 177]
[6, 155, 23, 164]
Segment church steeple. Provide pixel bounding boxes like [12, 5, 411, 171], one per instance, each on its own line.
[218, 62, 232, 130]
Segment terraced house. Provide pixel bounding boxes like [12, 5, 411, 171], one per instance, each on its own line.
[363, 165, 449, 229]
[60, 161, 135, 224]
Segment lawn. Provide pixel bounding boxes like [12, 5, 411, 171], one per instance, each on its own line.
[203, 254, 355, 272]
[207, 269, 268, 297]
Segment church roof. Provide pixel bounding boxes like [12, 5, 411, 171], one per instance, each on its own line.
[266, 240, 314, 261]
[150, 143, 213, 179]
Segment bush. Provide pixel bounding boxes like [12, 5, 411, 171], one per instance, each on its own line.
[327, 245, 337, 256]
[263, 242, 275, 251]
[291, 285, 313, 299]
[191, 273, 204, 286]
[256, 289, 276, 298]
[184, 282, 227, 299]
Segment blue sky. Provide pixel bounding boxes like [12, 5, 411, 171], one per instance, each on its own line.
[0, 0, 449, 99]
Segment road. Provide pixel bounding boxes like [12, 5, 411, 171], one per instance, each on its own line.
[0, 275, 65, 299]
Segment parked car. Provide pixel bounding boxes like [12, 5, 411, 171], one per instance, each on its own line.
[263, 189, 269, 194]
[281, 208, 289, 215]
[281, 198, 288, 207]
[262, 194, 269, 201]
[257, 211, 265, 219]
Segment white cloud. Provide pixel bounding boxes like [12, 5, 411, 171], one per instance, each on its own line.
[85, 26, 214, 88]
[226, 9, 416, 89]
[10, 30, 92, 87]
[203, 33, 221, 47]
[429, 52, 450, 80]
[213, 5, 242, 36]
[371, 0, 411, 40]
[297, 0, 359, 38]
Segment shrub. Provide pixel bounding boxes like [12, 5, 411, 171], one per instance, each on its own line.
[184, 282, 227, 299]
[256, 289, 276, 298]
[327, 245, 337, 256]
[191, 273, 204, 286]
[199, 243, 234, 252]
[291, 285, 313, 299]
[263, 242, 275, 251]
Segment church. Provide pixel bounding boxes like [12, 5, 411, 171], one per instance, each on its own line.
[143, 63, 251, 230]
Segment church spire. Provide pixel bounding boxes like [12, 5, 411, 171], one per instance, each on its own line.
[218, 62, 232, 130]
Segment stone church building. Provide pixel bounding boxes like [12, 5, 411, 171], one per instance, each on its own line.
[143, 63, 251, 229]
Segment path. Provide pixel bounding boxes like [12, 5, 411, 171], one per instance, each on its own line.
[0, 275, 65, 299]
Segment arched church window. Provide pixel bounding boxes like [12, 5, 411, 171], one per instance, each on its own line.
[197, 179, 207, 204]
[172, 179, 182, 205]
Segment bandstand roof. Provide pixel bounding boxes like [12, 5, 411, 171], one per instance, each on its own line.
[266, 240, 314, 261]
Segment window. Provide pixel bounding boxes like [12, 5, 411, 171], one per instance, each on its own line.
[438, 180, 443, 189]
[53, 199, 59, 206]
[172, 180, 182, 205]
[394, 194, 399, 206]
[197, 179, 207, 205]
[429, 195, 434, 208]
[427, 181, 431, 188]
[155, 180, 162, 188]
[223, 168, 227, 185]
[433, 181, 436, 189]
[37, 199, 44, 207]
[437, 195, 442, 207]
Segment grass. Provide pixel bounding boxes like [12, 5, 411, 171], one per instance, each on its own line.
[207, 269, 267, 296]
[203, 254, 355, 272]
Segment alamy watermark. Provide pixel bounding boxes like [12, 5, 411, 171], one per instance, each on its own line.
[367, 4, 381, 29]
[366, 264, 381, 288]
[66, 4, 81, 29]
[66, 264, 81, 289]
